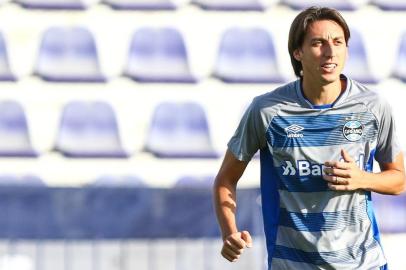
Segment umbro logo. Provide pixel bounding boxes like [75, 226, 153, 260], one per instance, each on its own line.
[285, 124, 304, 138]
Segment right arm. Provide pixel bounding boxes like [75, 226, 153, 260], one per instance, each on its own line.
[213, 149, 253, 262]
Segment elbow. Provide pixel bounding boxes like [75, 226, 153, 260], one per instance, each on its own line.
[393, 173, 406, 195]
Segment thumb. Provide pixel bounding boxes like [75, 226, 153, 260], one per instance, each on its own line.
[341, 149, 354, 163]
[241, 230, 253, 248]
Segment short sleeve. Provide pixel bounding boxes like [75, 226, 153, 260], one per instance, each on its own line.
[227, 98, 267, 162]
[374, 98, 402, 164]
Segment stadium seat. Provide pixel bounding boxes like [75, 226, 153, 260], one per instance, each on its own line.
[174, 175, 214, 188]
[89, 175, 145, 187]
[144, 102, 217, 158]
[55, 101, 129, 158]
[15, 0, 97, 9]
[213, 27, 286, 83]
[35, 27, 106, 82]
[124, 27, 197, 83]
[371, 0, 406, 10]
[0, 33, 16, 81]
[0, 175, 45, 186]
[0, 101, 38, 157]
[102, 0, 178, 10]
[392, 32, 406, 82]
[281, 0, 368, 10]
[192, 0, 267, 11]
[343, 29, 380, 84]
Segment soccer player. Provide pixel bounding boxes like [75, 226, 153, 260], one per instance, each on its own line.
[213, 6, 406, 270]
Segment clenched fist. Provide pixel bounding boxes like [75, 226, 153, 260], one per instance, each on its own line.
[221, 231, 253, 262]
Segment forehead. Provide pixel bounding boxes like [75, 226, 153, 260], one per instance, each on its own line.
[305, 20, 345, 39]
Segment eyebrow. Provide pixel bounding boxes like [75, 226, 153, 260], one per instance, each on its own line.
[310, 36, 345, 42]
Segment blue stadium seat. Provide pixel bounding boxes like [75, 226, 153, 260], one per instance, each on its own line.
[144, 102, 217, 158]
[103, 0, 178, 10]
[372, 192, 406, 233]
[192, 0, 267, 11]
[0, 175, 45, 186]
[0, 33, 16, 81]
[392, 32, 406, 82]
[281, 0, 367, 10]
[0, 101, 38, 157]
[213, 27, 286, 83]
[371, 0, 406, 10]
[15, 0, 96, 9]
[124, 27, 197, 83]
[35, 27, 106, 82]
[55, 101, 128, 158]
[343, 29, 380, 84]
[174, 175, 214, 188]
[90, 175, 145, 187]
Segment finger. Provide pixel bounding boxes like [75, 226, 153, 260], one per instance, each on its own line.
[324, 161, 350, 170]
[328, 183, 350, 191]
[323, 175, 349, 185]
[221, 247, 240, 262]
[323, 167, 350, 177]
[241, 231, 253, 248]
[227, 234, 246, 250]
[341, 149, 355, 163]
[224, 239, 244, 255]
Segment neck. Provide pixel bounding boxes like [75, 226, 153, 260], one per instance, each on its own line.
[301, 77, 346, 105]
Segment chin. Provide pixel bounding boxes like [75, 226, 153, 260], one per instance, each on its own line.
[321, 73, 341, 83]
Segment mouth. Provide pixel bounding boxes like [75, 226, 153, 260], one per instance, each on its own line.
[320, 63, 337, 73]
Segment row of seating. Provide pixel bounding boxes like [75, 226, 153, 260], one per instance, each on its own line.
[2, 26, 406, 84]
[0, 100, 218, 158]
[0, 174, 213, 187]
[1, 0, 404, 11]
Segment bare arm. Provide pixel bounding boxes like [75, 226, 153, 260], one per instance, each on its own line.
[324, 150, 406, 195]
[213, 149, 252, 262]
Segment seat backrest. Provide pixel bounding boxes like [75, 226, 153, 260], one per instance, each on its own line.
[0, 33, 16, 81]
[393, 31, 406, 81]
[35, 26, 105, 82]
[343, 29, 379, 84]
[0, 175, 45, 186]
[371, 0, 406, 10]
[125, 27, 195, 83]
[193, 0, 266, 11]
[214, 27, 285, 83]
[281, 0, 368, 10]
[55, 101, 127, 157]
[15, 0, 97, 9]
[0, 101, 37, 157]
[174, 175, 214, 188]
[102, 0, 177, 10]
[144, 101, 217, 158]
[90, 175, 145, 187]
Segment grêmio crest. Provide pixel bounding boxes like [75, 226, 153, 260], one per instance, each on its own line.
[342, 120, 364, 142]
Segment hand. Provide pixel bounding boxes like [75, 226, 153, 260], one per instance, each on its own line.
[221, 231, 252, 262]
[323, 149, 367, 191]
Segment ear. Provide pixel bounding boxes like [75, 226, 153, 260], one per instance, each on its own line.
[293, 49, 302, 61]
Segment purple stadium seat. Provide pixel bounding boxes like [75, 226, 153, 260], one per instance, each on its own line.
[0, 33, 16, 81]
[281, 0, 367, 10]
[0, 175, 45, 186]
[15, 0, 97, 9]
[103, 0, 178, 9]
[0, 101, 38, 157]
[124, 27, 197, 83]
[371, 0, 406, 10]
[343, 29, 380, 84]
[35, 27, 106, 82]
[55, 101, 128, 158]
[90, 175, 145, 187]
[144, 102, 217, 158]
[213, 27, 286, 83]
[392, 32, 406, 82]
[372, 192, 406, 233]
[174, 175, 214, 188]
[192, 0, 267, 11]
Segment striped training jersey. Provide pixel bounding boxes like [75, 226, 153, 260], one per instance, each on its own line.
[228, 76, 400, 269]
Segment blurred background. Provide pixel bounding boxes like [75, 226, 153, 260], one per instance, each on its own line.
[0, 0, 405, 269]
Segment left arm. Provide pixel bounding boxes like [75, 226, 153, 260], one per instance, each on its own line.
[323, 149, 406, 195]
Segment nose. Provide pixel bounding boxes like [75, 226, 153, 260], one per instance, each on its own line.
[323, 41, 336, 58]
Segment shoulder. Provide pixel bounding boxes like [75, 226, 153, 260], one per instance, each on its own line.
[251, 80, 300, 112]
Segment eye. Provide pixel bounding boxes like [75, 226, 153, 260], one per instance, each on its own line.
[312, 40, 323, 46]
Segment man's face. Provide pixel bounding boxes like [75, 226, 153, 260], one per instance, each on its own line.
[294, 20, 347, 84]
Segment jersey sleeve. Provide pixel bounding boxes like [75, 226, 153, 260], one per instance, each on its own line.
[374, 98, 402, 164]
[227, 98, 267, 162]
